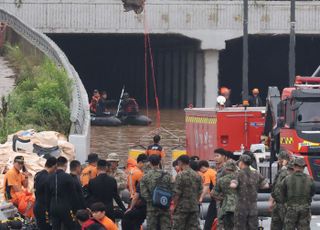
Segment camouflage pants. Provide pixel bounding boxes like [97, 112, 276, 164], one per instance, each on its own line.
[173, 211, 200, 230]
[146, 210, 171, 230]
[233, 208, 258, 230]
[222, 212, 234, 230]
[271, 203, 285, 230]
[284, 206, 311, 230]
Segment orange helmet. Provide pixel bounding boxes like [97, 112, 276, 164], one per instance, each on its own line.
[252, 88, 259, 94]
[220, 87, 230, 95]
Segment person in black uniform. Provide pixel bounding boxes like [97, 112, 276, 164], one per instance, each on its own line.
[34, 157, 57, 230]
[70, 160, 86, 210]
[87, 159, 126, 221]
[249, 88, 263, 107]
[121, 181, 146, 230]
[46, 156, 78, 230]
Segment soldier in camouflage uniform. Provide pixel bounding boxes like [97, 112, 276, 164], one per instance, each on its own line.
[172, 155, 202, 230]
[230, 155, 269, 230]
[280, 158, 315, 230]
[140, 155, 173, 230]
[211, 161, 237, 230]
[269, 151, 290, 230]
[106, 153, 127, 192]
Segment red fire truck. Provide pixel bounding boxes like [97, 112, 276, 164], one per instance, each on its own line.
[185, 76, 320, 185]
[265, 76, 320, 183]
[185, 107, 265, 160]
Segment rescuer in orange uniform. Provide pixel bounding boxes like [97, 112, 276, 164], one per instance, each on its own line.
[198, 160, 217, 230]
[122, 154, 149, 230]
[90, 202, 118, 230]
[3, 156, 29, 203]
[80, 153, 99, 187]
[90, 89, 100, 113]
[127, 154, 148, 198]
[146, 135, 165, 168]
[119, 92, 139, 117]
[220, 87, 232, 107]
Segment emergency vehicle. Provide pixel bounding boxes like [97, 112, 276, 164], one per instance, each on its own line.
[265, 76, 320, 185]
[185, 75, 320, 186]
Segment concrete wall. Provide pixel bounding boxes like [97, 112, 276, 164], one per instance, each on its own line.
[2, 1, 320, 50]
[4, 1, 318, 108]
[204, 50, 219, 107]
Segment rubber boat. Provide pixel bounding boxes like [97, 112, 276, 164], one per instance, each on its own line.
[91, 114, 152, 126]
[121, 115, 152, 126]
[91, 115, 122, 126]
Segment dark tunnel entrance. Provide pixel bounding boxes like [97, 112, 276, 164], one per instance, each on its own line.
[48, 34, 204, 109]
[219, 34, 320, 105]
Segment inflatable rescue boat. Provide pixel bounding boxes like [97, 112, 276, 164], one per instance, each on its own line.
[90, 115, 122, 126]
[91, 114, 152, 126]
[120, 115, 152, 126]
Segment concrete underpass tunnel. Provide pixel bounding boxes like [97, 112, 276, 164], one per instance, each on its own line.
[48, 34, 205, 109]
[219, 34, 320, 105]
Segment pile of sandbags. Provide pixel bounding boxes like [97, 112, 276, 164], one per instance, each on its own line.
[0, 130, 75, 201]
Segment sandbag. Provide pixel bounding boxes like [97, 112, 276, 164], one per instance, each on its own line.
[0, 130, 75, 203]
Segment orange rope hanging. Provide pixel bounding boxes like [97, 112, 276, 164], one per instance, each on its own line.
[143, 6, 161, 128]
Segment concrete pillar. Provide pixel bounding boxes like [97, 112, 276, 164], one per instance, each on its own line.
[204, 49, 219, 107]
[69, 119, 91, 164]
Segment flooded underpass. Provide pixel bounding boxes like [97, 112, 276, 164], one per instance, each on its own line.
[90, 109, 186, 169]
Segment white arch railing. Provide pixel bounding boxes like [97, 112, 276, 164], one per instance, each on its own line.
[0, 8, 90, 161]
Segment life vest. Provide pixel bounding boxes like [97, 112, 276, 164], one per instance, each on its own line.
[90, 95, 100, 113]
[146, 144, 165, 158]
[82, 219, 103, 230]
[124, 98, 139, 114]
[98, 216, 118, 230]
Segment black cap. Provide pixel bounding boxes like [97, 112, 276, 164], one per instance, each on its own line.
[97, 159, 109, 168]
[86, 153, 99, 163]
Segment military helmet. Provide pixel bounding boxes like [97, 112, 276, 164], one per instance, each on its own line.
[123, 92, 129, 99]
[277, 151, 290, 161]
[106, 153, 120, 162]
[224, 161, 237, 171]
[239, 154, 252, 166]
[287, 160, 294, 170]
[293, 157, 306, 167]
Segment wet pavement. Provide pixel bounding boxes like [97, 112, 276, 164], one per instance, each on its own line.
[0, 56, 15, 107]
[90, 109, 186, 168]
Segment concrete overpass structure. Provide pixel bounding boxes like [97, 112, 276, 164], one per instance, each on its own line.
[2, 0, 320, 107]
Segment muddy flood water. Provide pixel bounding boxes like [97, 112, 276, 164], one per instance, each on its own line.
[90, 109, 186, 168]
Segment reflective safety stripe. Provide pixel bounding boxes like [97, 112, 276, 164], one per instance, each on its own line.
[280, 137, 294, 145]
[185, 116, 217, 124]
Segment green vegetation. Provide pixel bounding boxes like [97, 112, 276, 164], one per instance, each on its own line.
[0, 44, 72, 143]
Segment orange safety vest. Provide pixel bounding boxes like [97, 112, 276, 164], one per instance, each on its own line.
[98, 216, 118, 230]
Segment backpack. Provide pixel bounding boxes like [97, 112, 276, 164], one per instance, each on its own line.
[152, 172, 172, 209]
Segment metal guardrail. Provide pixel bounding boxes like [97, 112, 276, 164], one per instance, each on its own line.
[0, 8, 90, 136]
